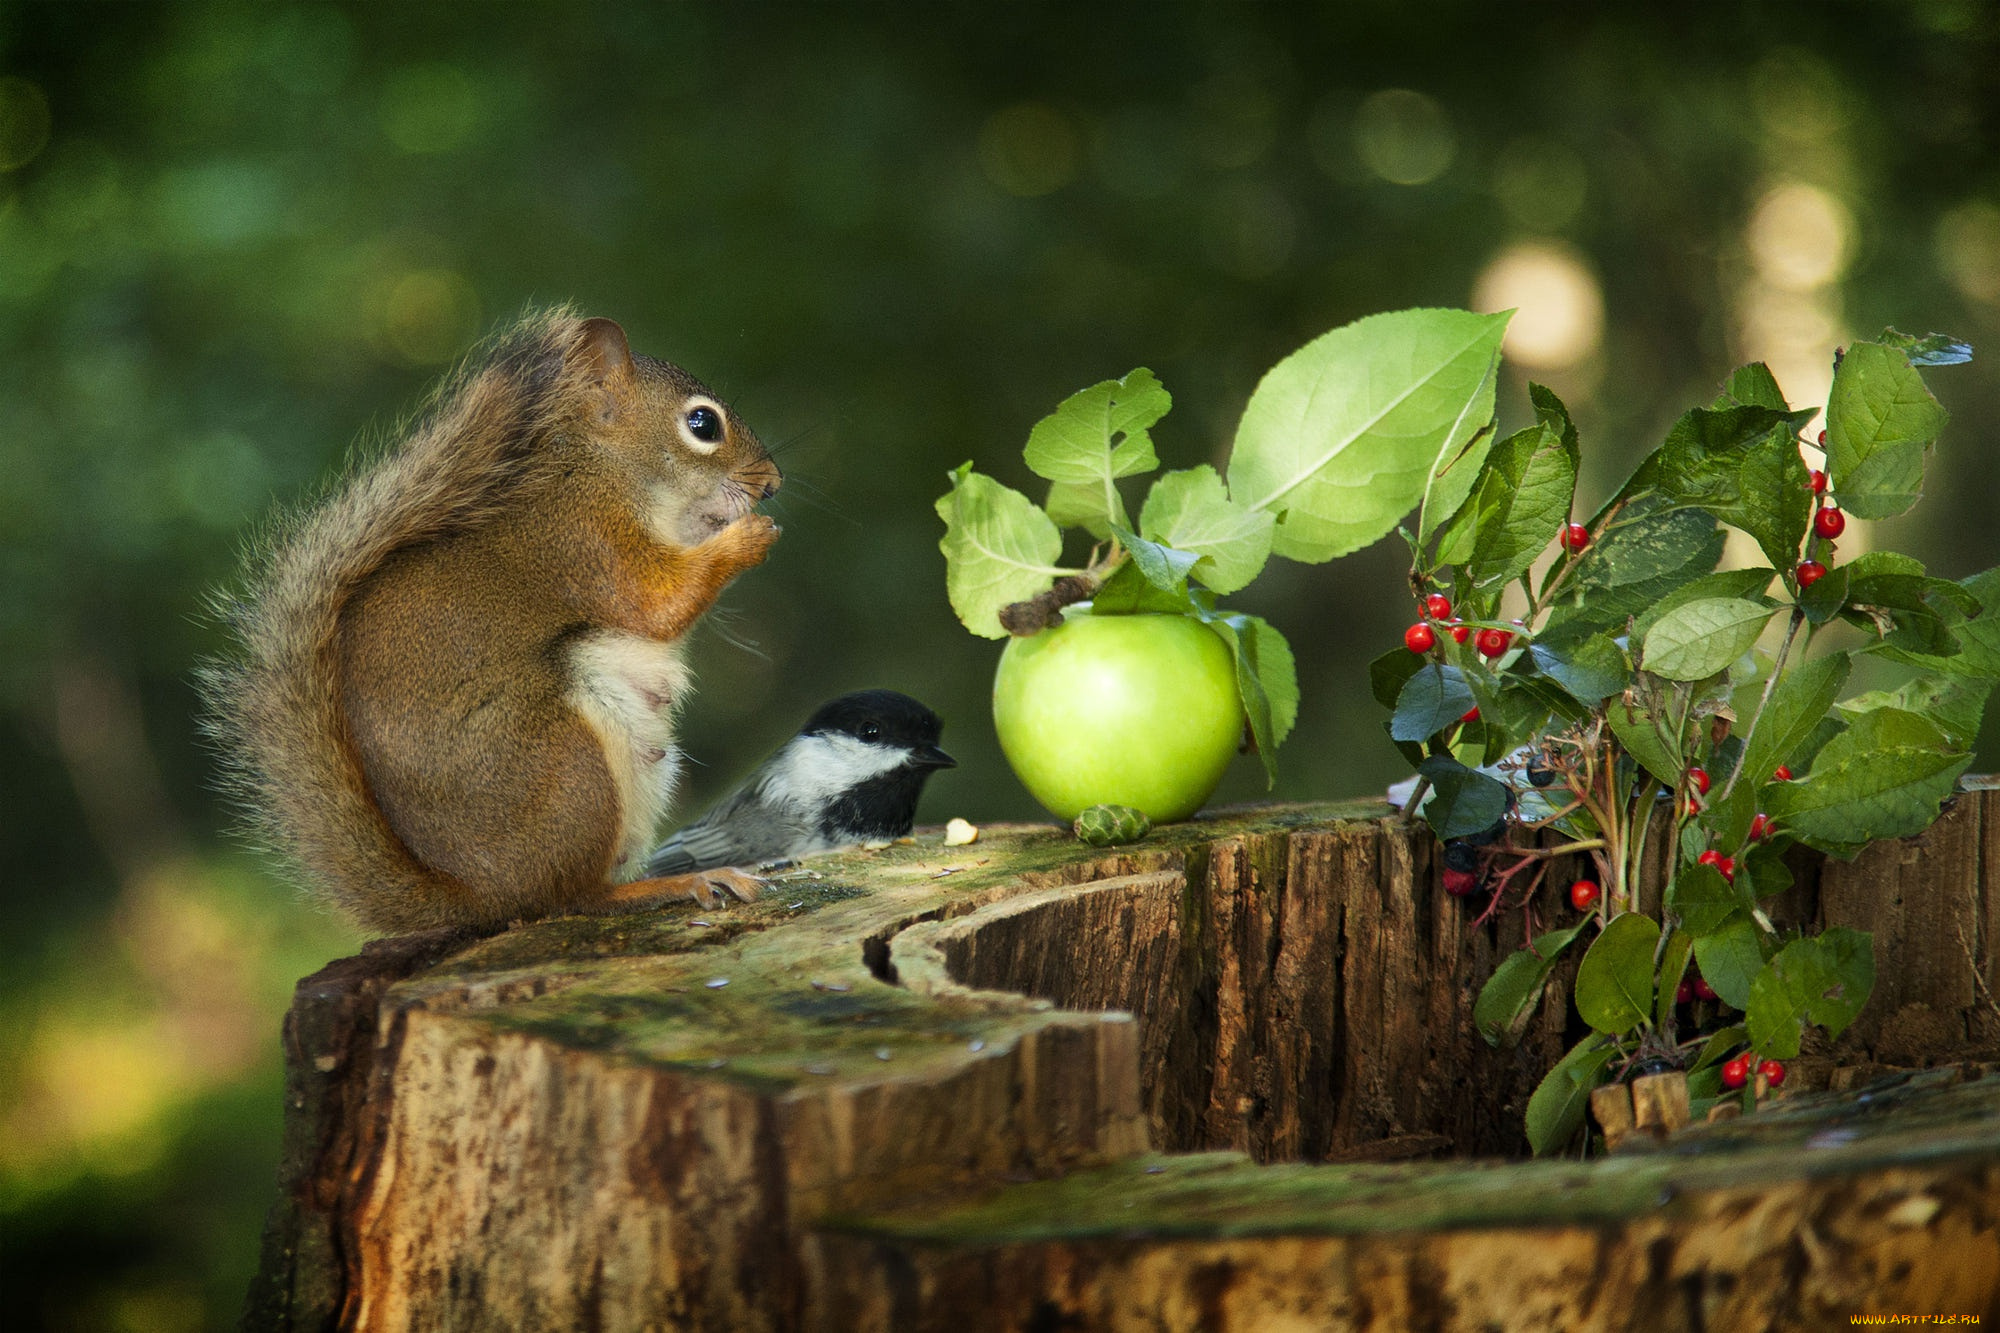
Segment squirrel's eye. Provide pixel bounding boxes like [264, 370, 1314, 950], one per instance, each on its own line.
[859, 723, 882, 741]
[685, 406, 722, 443]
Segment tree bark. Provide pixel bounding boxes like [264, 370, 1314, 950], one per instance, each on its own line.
[247, 788, 2000, 1331]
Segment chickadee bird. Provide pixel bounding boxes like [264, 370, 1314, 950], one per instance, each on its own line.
[643, 689, 955, 877]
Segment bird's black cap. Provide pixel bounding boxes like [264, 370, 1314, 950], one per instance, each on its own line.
[803, 690, 954, 768]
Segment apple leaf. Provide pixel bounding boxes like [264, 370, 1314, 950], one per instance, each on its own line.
[1226, 308, 1510, 562]
[1045, 478, 1126, 540]
[1203, 612, 1297, 783]
[935, 463, 1069, 639]
[1824, 340, 1948, 520]
[1024, 368, 1170, 537]
[1110, 525, 1202, 596]
[1640, 597, 1777, 681]
[1138, 465, 1276, 595]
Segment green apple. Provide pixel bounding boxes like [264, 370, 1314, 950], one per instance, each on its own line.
[993, 612, 1245, 822]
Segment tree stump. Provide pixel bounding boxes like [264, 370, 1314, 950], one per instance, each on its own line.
[246, 787, 2000, 1331]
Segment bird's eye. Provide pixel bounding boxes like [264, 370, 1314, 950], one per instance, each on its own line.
[685, 406, 722, 443]
[859, 723, 881, 741]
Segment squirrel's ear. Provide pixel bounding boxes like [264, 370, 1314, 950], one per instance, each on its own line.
[575, 317, 634, 387]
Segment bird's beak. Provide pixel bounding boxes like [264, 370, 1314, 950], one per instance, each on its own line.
[909, 745, 956, 770]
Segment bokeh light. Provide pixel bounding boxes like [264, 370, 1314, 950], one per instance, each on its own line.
[1471, 242, 1605, 371]
[1352, 89, 1456, 186]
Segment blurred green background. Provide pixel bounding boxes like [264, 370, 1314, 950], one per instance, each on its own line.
[4, 1, 1999, 1326]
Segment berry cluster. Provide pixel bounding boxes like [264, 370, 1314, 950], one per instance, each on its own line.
[1797, 430, 1843, 590]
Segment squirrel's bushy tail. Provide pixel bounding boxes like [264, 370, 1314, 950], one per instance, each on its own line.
[200, 308, 599, 933]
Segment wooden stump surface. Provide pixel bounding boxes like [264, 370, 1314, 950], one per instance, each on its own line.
[245, 786, 2000, 1331]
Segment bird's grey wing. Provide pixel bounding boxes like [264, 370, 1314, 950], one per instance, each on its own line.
[643, 786, 817, 876]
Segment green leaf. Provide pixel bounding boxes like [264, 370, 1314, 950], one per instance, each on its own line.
[1653, 405, 1814, 573]
[1525, 1034, 1615, 1157]
[1433, 405, 1578, 590]
[1762, 706, 1972, 850]
[1024, 367, 1167, 483]
[1656, 929, 1695, 1031]
[1137, 466, 1276, 595]
[1203, 612, 1297, 784]
[1824, 340, 1948, 520]
[1227, 308, 1511, 562]
[1606, 694, 1684, 789]
[1475, 922, 1588, 1047]
[1872, 328, 1973, 366]
[1839, 674, 1994, 751]
[1110, 525, 1201, 596]
[1746, 928, 1875, 1058]
[935, 463, 1069, 639]
[1543, 500, 1725, 640]
[1688, 1022, 1749, 1073]
[1045, 478, 1127, 540]
[1713, 362, 1788, 410]
[1739, 651, 1848, 789]
[1667, 863, 1739, 939]
[1629, 568, 1776, 644]
[1871, 564, 2000, 679]
[1089, 560, 1199, 617]
[1527, 633, 1631, 705]
[1368, 646, 1425, 711]
[1575, 911, 1659, 1035]
[1641, 597, 1776, 681]
[1798, 562, 1850, 625]
[1693, 914, 1766, 1010]
[1392, 664, 1475, 742]
[1416, 754, 1509, 839]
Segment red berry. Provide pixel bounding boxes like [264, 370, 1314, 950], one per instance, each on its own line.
[1721, 1055, 1751, 1089]
[1560, 522, 1590, 553]
[1694, 976, 1718, 1001]
[1425, 593, 1453, 620]
[1698, 849, 1722, 868]
[1758, 1059, 1786, 1088]
[1795, 560, 1827, 588]
[1717, 856, 1735, 883]
[1475, 627, 1513, 658]
[1459, 706, 1481, 725]
[1569, 879, 1600, 911]
[1813, 507, 1846, 540]
[1449, 623, 1471, 644]
[1817, 429, 1828, 446]
[1808, 469, 1828, 495]
[1773, 765, 1794, 782]
[1676, 980, 1695, 1005]
[1688, 767, 1711, 796]
[1405, 622, 1436, 654]
[1442, 867, 1480, 897]
[1749, 812, 1771, 841]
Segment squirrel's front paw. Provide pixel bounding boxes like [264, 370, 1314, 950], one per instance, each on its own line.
[719, 512, 780, 565]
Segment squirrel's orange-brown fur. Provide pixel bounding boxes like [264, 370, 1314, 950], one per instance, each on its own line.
[204, 310, 780, 934]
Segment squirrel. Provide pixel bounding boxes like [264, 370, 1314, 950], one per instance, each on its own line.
[204, 310, 781, 936]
